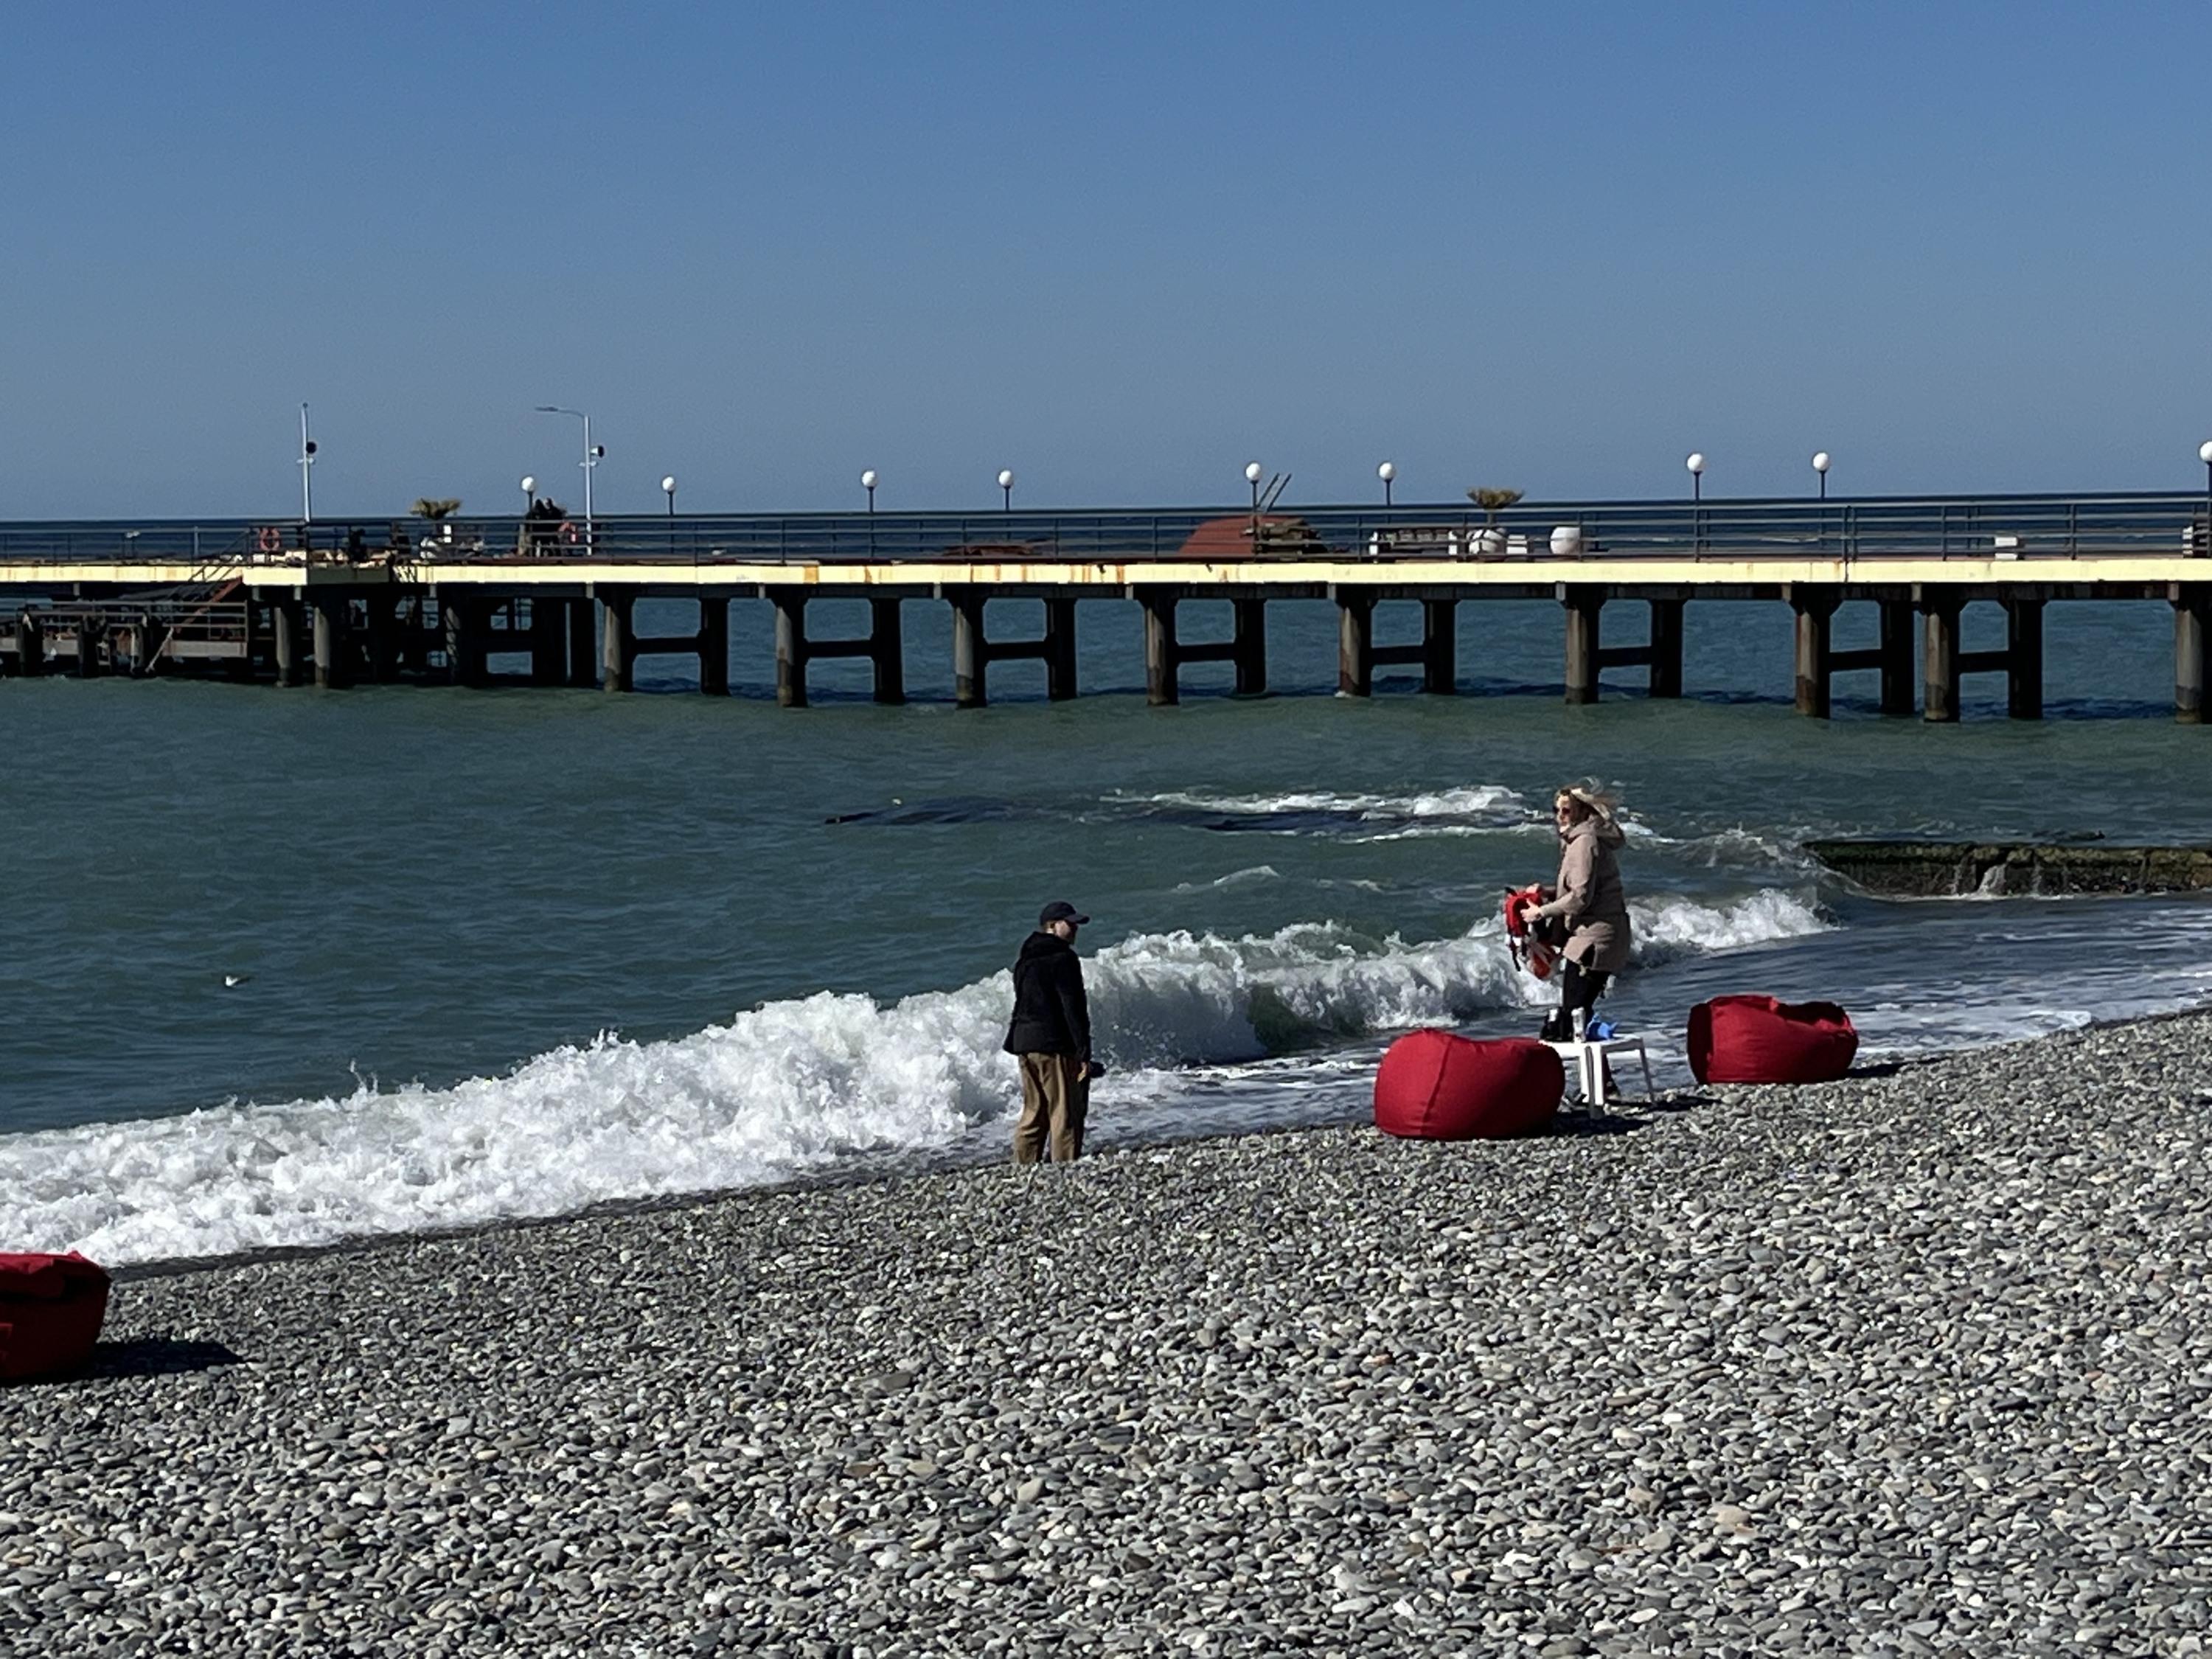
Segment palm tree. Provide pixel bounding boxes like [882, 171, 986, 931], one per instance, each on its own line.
[1465, 487, 1524, 555]
[412, 498, 463, 519]
[1467, 487, 1524, 524]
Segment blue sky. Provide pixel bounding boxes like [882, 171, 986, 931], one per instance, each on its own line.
[5, 1, 2211, 517]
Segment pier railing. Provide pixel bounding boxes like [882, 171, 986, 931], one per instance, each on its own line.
[2, 492, 2208, 567]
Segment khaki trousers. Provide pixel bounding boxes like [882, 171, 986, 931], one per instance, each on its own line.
[1013, 1053, 1089, 1164]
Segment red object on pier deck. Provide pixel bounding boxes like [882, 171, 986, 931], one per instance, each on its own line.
[1174, 515, 1331, 560]
[1373, 1030, 1562, 1140]
[1686, 995, 1859, 1085]
[0, 1251, 111, 1382]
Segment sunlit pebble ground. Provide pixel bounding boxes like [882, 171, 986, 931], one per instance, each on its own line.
[5, 1015, 2211, 1658]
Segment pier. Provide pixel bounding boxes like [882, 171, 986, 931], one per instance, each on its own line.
[4, 491, 2211, 720]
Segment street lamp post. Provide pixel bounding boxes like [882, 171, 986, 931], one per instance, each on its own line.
[520, 474, 536, 509]
[1686, 452, 1706, 503]
[535, 406, 602, 546]
[2199, 440, 2212, 554]
[1812, 451, 1832, 500]
[1244, 460, 1263, 512]
[860, 469, 877, 512]
[661, 475, 678, 558]
[1377, 461, 1396, 508]
[298, 404, 317, 524]
[998, 469, 1015, 512]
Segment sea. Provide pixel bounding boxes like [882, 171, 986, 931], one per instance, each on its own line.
[6, 592, 2210, 1267]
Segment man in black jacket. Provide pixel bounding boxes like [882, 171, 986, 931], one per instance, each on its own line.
[1004, 900, 1096, 1164]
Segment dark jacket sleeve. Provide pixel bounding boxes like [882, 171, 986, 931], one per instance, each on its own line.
[1054, 953, 1092, 1063]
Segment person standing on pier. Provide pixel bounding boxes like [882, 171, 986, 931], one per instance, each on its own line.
[1004, 900, 1096, 1164]
[1527, 786, 1632, 1042]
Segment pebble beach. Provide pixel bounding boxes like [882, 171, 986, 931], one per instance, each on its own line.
[7, 1014, 2212, 1658]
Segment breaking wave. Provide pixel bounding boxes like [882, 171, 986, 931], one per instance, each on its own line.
[0, 891, 1824, 1265]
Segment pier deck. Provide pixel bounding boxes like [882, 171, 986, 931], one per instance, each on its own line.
[6, 491, 2212, 718]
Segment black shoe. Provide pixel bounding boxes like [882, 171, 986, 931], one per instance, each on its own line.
[1539, 1009, 1571, 1043]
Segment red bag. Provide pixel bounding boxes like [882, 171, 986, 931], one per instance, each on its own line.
[1503, 885, 1559, 979]
[1374, 1030, 1563, 1140]
[0, 1252, 111, 1382]
[1686, 995, 1858, 1085]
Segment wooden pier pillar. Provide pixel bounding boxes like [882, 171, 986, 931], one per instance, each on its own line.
[1233, 597, 1267, 697]
[699, 595, 730, 695]
[2175, 587, 2208, 723]
[1421, 599, 1457, 694]
[601, 589, 637, 693]
[1879, 600, 1916, 717]
[74, 616, 102, 678]
[1792, 588, 1839, 718]
[566, 598, 597, 687]
[310, 592, 348, 689]
[773, 594, 807, 708]
[133, 611, 163, 678]
[1922, 599, 1962, 723]
[951, 593, 987, 708]
[1562, 590, 1602, 705]
[2006, 597, 2045, 720]
[445, 597, 489, 688]
[1143, 591, 1179, 706]
[272, 597, 304, 687]
[365, 591, 400, 682]
[1337, 594, 1374, 697]
[529, 597, 566, 686]
[871, 597, 906, 704]
[1648, 599, 1684, 698]
[1043, 597, 1077, 701]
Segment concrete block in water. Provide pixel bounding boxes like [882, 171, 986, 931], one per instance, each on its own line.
[1804, 839, 2212, 897]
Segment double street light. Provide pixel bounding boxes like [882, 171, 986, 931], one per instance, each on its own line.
[535, 406, 602, 540]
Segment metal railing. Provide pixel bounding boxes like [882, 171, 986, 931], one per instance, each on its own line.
[1, 493, 2208, 566]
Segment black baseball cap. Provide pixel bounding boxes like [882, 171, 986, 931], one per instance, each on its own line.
[1039, 900, 1091, 926]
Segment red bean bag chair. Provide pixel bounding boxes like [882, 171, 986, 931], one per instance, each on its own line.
[1374, 1030, 1563, 1139]
[1687, 995, 1859, 1085]
[0, 1252, 111, 1382]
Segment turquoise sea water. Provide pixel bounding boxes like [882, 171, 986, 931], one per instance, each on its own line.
[6, 594, 2209, 1263]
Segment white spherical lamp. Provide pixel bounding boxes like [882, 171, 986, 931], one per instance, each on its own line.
[1377, 462, 1395, 481]
[2199, 441, 2212, 466]
[997, 470, 1015, 490]
[860, 469, 877, 490]
[660, 475, 677, 495]
[1686, 453, 1706, 476]
[1812, 452, 1831, 474]
[1244, 461, 1264, 484]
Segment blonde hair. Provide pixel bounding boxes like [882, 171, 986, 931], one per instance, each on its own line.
[1553, 782, 1619, 824]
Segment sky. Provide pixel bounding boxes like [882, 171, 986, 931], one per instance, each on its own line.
[4, 1, 2211, 518]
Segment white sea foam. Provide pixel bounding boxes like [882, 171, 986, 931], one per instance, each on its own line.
[1123, 785, 1530, 824]
[0, 890, 1825, 1265]
[1172, 865, 1282, 893]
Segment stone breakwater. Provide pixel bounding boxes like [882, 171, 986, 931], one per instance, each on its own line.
[6, 1019, 2212, 1658]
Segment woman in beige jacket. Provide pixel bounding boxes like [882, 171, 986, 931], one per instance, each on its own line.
[1529, 785, 1632, 1041]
